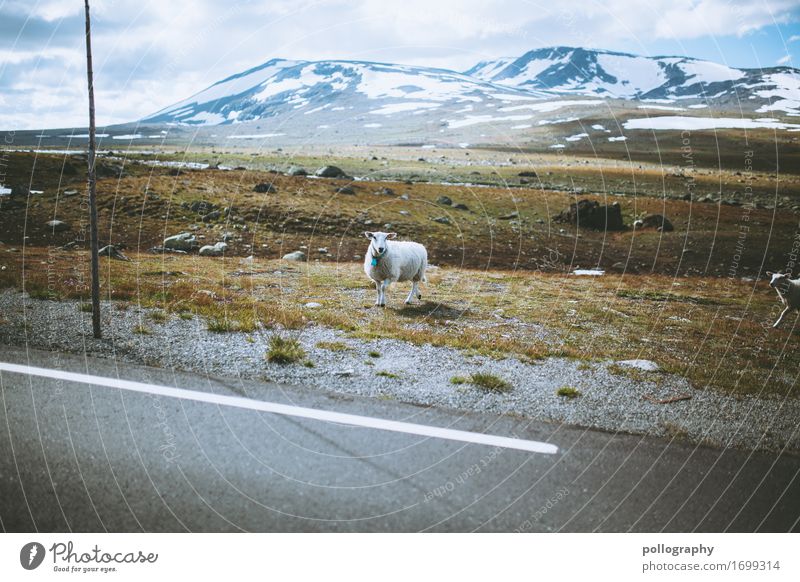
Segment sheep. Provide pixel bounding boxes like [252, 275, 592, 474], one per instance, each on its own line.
[363, 231, 427, 307]
[766, 271, 800, 328]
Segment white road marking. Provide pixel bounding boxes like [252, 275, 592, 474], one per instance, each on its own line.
[0, 362, 558, 454]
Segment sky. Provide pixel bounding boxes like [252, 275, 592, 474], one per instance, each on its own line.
[1, 0, 799, 130]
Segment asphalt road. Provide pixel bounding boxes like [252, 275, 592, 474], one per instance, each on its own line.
[0, 345, 798, 532]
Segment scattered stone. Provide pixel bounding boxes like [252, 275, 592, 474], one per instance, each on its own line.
[254, 182, 277, 193]
[518, 170, 538, 177]
[199, 242, 228, 257]
[436, 195, 453, 206]
[335, 186, 356, 195]
[637, 214, 674, 232]
[374, 187, 395, 196]
[201, 210, 222, 222]
[287, 166, 307, 176]
[221, 232, 235, 242]
[60, 241, 80, 250]
[553, 199, 625, 231]
[46, 220, 69, 232]
[333, 369, 355, 376]
[499, 211, 519, 220]
[163, 232, 197, 251]
[432, 216, 452, 225]
[304, 302, 322, 309]
[98, 244, 130, 261]
[62, 189, 79, 197]
[453, 203, 469, 211]
[317, 247, 328, 254]
[399, 210, 411, 216]
[399, 194, 409, 200]
[282, 250, 306, 261]
[315, 165, 346, 178]
[615, 359, 660, 372]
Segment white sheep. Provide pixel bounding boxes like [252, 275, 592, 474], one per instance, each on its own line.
[767, 271, 800, 328]
[363, 231, 427, 307]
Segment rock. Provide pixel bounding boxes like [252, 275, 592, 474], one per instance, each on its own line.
[518, 170, 538, 177]
[638, 214, 674, 232]
[46, 220, 69, 232]
[221, 232, 235, 242]
[399, 193, 409, 200]
[188, 200, 217, 214]
[163, 232, 197, 251]
[436, 195, 453, 206]
[453, 203, 469, 211]
[199, 242, 228, 257]
[432, 216, 452, 225]
[60, 241, 80, 250]
[374, 187, 395, 196]
[253, 182, 277, 193]
[335, 186, 356, 195]
[201, 210, 222, 222]
[282, 250, 306, 261]
[98, 245, 130, 261]
[304, 302, 322, 309]
[317, 247, 328, 254]
[399, 210, 411, 216]
[499, 211, 519, 220]
[614, 359, 660, 372]
[553, 199, 625, 231]
[315, 165, 346, 178]
[287, 166, 307, 176]
[62, 189, 79, 197]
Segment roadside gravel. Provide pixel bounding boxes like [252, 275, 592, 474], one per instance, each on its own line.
[1, 290, 797, 453]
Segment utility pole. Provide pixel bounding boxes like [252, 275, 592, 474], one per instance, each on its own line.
[84, 0, 101, 338]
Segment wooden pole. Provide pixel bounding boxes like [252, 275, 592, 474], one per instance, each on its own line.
[84, 0, 101, 338]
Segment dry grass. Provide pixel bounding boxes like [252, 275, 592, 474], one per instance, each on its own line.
[469, 373, 512, 393]
[2, 247, 799, 398]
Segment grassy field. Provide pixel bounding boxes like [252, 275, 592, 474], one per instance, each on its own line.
[1, 150, 799, 278]
[1, 247, 797, 398]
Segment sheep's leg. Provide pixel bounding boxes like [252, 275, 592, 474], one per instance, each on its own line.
[374, 281, 382, 307]
[379, 279, 391, 307]
[405, 281, 420, 304]
[773, 306, 790, 328]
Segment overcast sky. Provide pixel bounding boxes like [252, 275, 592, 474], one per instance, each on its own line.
[1, 0, 799, 130]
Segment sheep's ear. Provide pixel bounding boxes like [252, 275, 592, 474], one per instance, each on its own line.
[363, 231, 373, 239]
[767, 271, 774, 277]
[386, 232, 397, 239]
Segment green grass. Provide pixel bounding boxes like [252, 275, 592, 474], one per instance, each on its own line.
[316, 341, 351, 352]
[450, 375, 467, 385]
[376, 370, 399, 379]
[150, 310, 167, 323]
[266, 335, 306, 364]
[79, 303, 93, 313]
[303, 360, 315, 368]
[469, 373, 511, 393]
[368, 350, 381, 358]
[179, 312, 193, 320]
[133, 324, 151, 335]
[557, 386, 581, 399]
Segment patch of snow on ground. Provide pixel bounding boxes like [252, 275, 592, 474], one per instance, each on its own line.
[608, 136, 627, 142]
[112, 134, 143, 140]
[549, 144, 565, 149]
[511, 124, 532, 129]
[637, 105, 686, 111]
[369, 102, 441, 115]
[446, 114, 533, 129]
[226, 133, 285, 139]
[363, 123, 382, 128]
[624, 116, 800, 130]
[498, 100, 604, 113]
[572, 269, 605, 276]
[565, 133, 588, 141]
[688, 104, 708, 109]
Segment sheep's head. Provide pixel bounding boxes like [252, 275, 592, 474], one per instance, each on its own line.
[767, 271, 791, 290]
[364, 231, 397, 256]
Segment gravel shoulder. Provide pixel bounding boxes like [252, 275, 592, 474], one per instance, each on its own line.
[1, 290, 797, 453]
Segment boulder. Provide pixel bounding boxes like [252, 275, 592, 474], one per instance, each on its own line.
[374, 187, 395, 196]
[453, 203, 469, 211]
[287, 166, 307, 176]
[282, 250, 306, 261]
[254, 182, 277, 193]
[432, 216, 451, 225]
[553, 199, 625, 231]
[315, 165, 346, 178]
[199, 242, 228, 257]
[201, 210, 222, 222]
[335, 186, 356, 195]
[46, 220, 70, 232]
[98, 245, 130, 261]
[499, 211, 519, 220]
[638, 214, 674, 231]
[436, 195, 453, 206]
[163, 232, 197, 251]
[518, 170, 538, 178]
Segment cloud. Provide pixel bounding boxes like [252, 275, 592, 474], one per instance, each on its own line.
[1, 0, 799, 129]
[777, 54, 792, 64]
[790, 35, 800, 42]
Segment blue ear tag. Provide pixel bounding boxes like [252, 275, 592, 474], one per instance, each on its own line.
[371, 258, 378, 266]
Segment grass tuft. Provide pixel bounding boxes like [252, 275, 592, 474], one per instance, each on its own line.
[557, 386, 581, 399]
[266, 335, 306, 364]
[368, 350, 381, 358]
[316, 341, 351, 352]
[376, 370, 399, 379]
[469, 372, 511, 393]
[450, 375, 467, 385]
[133, 324, 151, 335]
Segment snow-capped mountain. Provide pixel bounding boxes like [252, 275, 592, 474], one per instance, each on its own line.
[465, 47, 799, 112]
[143, 59, 551, 126]
[139, 47, 800, 141]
